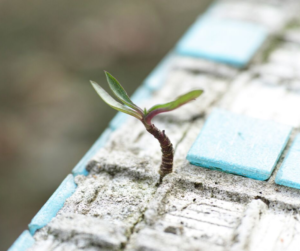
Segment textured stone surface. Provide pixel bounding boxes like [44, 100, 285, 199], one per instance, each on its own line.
[206, 0, 295, 32]
[220, 74, 300, 127]
[126, 168, 300, 250]
[253, 43, 300, 89]
[129, 176, 246, 250]
[30, 214, 128, 251]
[29, 168, 158, 250]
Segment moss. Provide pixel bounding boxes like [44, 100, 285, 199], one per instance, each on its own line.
[285, 19, 300, 31]
[260, 37, 282, 63]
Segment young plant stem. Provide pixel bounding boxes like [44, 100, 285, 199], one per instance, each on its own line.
[92, 72, 203, 181]
[143, 123, 174, 180]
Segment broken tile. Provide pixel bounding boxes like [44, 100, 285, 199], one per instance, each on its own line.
[275, 134, 300, 189]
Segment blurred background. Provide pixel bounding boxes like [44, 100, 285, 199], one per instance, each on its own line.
[0, 0, 211, 249]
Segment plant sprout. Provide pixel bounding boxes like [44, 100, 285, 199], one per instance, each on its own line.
[91, 71, 203, 180]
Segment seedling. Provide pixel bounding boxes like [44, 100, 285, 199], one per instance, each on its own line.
[91, 71, 203, 179]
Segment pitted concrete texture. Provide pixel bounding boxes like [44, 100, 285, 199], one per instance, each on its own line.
[30, 214, 128, 251]
[126, 167, 300, 251]
[131, 176, 247, 250]
[220, 43, 300, 127]
[29, 170, 158, 250]
[61, 174, 157, 224]
[29, 1, 300, 250]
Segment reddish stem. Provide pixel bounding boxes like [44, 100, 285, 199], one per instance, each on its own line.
[143, 123, 174, 179]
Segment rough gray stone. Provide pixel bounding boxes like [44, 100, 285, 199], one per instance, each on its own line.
[231, 200, 268, 251]
[30, 214, 128, 251]
[220, 72, 300, 127]
[206, 0, 295, 33]
[127, 228, 224, 251]
[29, 170, 158, 250]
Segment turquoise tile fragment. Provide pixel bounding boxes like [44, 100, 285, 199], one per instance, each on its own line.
[275, 135, 300, 189]
[109, 86, 152, 130]
[187, 109, 291, 180]
[28, 174, 76, 235]
[109, 112, 128, 131]
[176, 17, 267, 67]
[72, 128, 112, 176]
[131, 86, 152, 105]
[8, 230, 35, 251]
[143, 52, 174, 91]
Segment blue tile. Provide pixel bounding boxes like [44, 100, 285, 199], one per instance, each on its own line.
[28, 174, 76, 235]
[109, 87, 152, 130]
[275, 135, 300, 189]
[176, 17, 268, 67]
[143, 52, 174, 91]
[109, 112, 128, 131]
[72, 128, 112, 176]
[8, 230, 35, 251]
[130, 86, 152, 105]
[187, 109, 291, 180]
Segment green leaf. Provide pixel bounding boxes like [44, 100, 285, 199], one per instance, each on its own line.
[144, 90, 203, 124]
[104, 71, 142, 114]
[91, 81, 143, 120]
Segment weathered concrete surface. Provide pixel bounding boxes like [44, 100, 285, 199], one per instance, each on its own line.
[29, 0, 300, 250]
[126, 157, 300, 250]
[206, 0, 296, 33]
[30, 214, 129, 251]
[30, 169, 158, 250]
